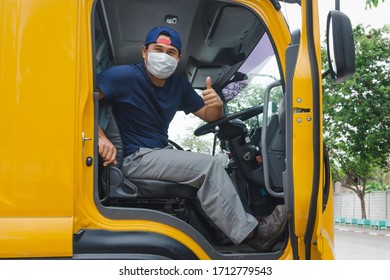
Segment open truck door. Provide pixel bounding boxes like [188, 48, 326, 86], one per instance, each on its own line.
[284, 0, 355, 259]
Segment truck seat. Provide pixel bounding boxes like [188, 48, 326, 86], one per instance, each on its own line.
[98, 101, 197, 201]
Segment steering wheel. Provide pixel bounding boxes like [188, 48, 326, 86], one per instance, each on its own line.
[168, 139, 184, 150]
[194, 105, 263, 136]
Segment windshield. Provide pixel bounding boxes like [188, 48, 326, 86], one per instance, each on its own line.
[169, 31, 283, 153]
[223, 33, 283, 129]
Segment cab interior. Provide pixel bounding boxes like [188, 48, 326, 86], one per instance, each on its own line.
[92, 0, 288, 257]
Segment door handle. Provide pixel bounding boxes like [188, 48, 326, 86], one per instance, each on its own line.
[82, 131, 92, 143]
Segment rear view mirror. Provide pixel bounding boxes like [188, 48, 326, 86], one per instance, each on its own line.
[326, 10, 355, 84]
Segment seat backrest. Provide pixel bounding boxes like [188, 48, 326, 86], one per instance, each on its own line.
[95, 29, 112, 74]
[99, 100, 124, 167]
[278, 94, 286, 135]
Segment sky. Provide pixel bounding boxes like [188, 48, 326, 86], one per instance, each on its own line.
[169, 0, 389, 143]
[319, 0, 389, 29]
[284, 0, 389, 37]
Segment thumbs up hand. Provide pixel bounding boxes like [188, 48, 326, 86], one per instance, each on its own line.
[205, 76, 212, 90]
[202, 76, 223, 109]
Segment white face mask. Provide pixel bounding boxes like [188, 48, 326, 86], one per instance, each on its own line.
[146, 52, 178, 79]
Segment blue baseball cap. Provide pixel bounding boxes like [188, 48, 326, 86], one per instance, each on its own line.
[145, 26, 182, 53]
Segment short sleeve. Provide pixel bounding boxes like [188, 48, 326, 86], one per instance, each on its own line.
[179, 79, 205, 114]
[97, 65, 133, 100]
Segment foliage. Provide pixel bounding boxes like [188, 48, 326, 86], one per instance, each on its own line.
[366, 181, 390, 192]
[227, 79, 283, 129]
[364, 166, 390, 192]
[180, 135, 213, 154]
[324, 24, 390, 170]
[323, 24, 390, 217]
[365, 0, 385, 9]
[173, 78, 284, 154]
[174, 126, 214, 154]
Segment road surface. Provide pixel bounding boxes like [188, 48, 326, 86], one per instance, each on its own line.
[334, 226, 390, 260]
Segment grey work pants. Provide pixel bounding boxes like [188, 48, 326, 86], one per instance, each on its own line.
[121, 146, 258, 244]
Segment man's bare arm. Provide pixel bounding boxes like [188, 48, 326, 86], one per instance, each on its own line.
[98, 126, 117, 166]
[98, 88, 104, 99]
[97, 88, 117, 166]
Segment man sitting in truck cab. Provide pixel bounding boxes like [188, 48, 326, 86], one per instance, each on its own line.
[96, 26, 287, 251]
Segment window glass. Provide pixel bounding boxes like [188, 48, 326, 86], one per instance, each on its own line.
[222, 33, 283, 130]
[169, 33, 283, 153]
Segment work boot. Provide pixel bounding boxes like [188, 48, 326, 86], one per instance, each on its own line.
[247, 205, 287, 251]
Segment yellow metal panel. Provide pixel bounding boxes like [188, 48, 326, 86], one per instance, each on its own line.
[0, 1, 77, 215]
[0, 217, 73, 258]
[290, 0, 323, 239]
[0, 0, 78, 257]
[320, 180, 335, 259]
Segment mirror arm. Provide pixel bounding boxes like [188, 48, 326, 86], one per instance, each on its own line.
[335, 0, 340, 11]
[322, 69, 331, 79]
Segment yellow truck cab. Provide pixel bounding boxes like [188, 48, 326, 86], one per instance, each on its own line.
[0, 0, 355, 259]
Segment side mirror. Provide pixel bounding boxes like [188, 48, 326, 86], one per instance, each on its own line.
[326, 10, 355, 84]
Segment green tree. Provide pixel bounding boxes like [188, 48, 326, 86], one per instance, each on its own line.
[174, 126, 214, 154]
[227, 79, 283, 129]
[366, 0, 385, 9]
[180, 134, 213, 154]
[323, 24, 390, 218]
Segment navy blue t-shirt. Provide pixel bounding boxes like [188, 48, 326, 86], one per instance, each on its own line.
[97, 63, 205, 156]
